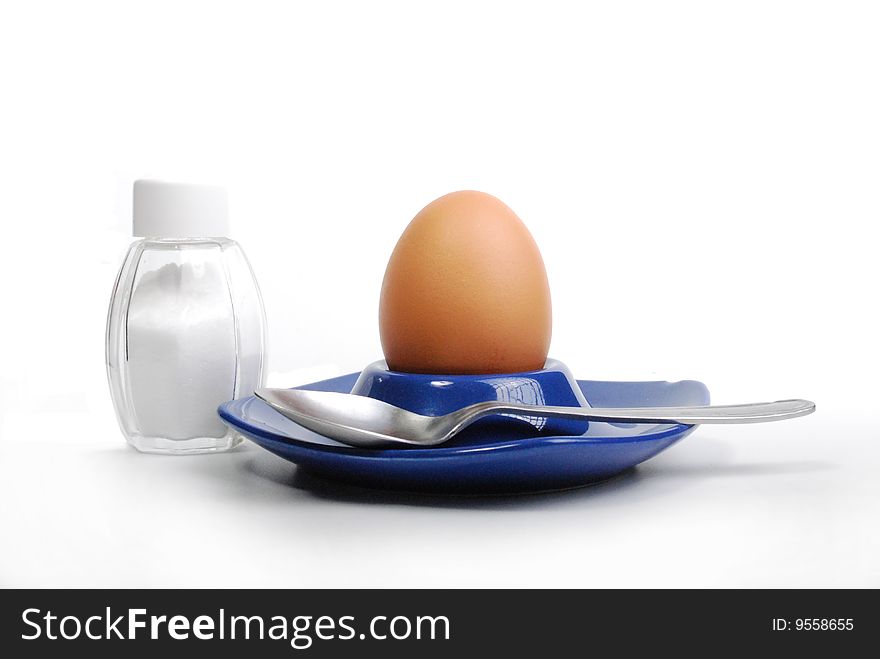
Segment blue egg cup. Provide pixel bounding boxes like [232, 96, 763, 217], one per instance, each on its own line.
[349, 358, 591, 437]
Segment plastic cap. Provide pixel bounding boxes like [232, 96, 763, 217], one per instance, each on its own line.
[133, 179, 230, 238]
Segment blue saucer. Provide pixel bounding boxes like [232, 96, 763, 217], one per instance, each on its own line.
[218, 372, 710, 494]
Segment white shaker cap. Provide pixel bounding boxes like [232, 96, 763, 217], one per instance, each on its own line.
[133, 179, 230, 238]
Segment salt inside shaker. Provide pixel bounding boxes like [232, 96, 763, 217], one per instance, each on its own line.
[106, 180, 266, 453]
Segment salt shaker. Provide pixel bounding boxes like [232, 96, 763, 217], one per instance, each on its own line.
[106, 180, 267, 453]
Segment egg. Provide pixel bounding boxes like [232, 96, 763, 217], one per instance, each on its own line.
[379, 190, 552, 374]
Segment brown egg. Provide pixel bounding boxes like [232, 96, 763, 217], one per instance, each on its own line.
[379, 190, 552, 374]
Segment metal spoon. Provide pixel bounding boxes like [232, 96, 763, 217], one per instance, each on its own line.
[253, 388, 815, 449]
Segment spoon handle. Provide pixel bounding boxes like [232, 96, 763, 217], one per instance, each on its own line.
[463, 399, 815, 426]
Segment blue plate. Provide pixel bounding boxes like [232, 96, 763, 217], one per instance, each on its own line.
[218, 373, 709, 494]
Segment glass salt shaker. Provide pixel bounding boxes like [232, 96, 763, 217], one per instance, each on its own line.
[106, 180, 267, 454]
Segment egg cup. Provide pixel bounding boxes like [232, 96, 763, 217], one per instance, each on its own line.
[350, 359, 590, 439]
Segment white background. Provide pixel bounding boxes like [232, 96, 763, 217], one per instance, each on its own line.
[0, 1, 877, 587]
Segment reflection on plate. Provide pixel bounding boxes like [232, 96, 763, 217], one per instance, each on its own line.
[218, 373, 709, 494]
